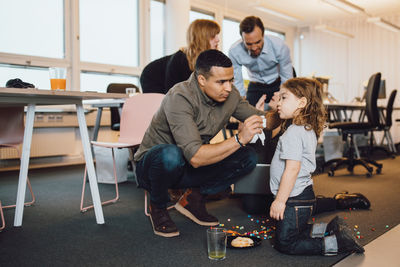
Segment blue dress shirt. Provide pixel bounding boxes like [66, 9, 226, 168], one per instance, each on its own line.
[228, 35, 293, 96]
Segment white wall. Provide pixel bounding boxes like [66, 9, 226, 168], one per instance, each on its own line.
[166, 0, 190, 54]
[298, 14, 400, 104]
[298, 14, 400, 142]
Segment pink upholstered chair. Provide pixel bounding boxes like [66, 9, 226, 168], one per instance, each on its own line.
[0, 106, 36, 231]
[80, 93, 165, 212]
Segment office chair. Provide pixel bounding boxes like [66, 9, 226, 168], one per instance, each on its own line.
[80, 93, 165, 212]
[106, 83, 140, 131]
[370, 89, 397, 157]
[325, 73, 383, 177]
[0, 106, 36, 230]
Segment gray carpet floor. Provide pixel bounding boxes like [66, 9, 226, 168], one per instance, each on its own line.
[0, 156, 399, 267]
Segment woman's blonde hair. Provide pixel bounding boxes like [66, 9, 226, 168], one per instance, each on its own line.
[281, 77, 327, 138]
[183, 19, 220, 71]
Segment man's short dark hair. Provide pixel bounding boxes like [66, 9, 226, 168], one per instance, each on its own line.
[195, 49, 232, 79]
[239, 16, 264, 35]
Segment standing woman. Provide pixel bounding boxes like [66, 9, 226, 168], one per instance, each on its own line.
[164, 19, 220, 91]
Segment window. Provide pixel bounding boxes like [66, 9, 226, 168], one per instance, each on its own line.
[0, 0, 64, 58]
[222, 18, 241, 55]
[0, 64, 50, 89]
[0, 0, 140, 92]
[79, 0, 139, 67]
[80, 72, 139, 93]
[189, 9, 214, 22]
[266, 29, 285, 40]
[150, 0, 165, 61]
[0, 1, 285, 93]
[222, 18, 249, 81]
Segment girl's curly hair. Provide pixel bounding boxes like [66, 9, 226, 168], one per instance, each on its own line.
[281, 78, 327, 138]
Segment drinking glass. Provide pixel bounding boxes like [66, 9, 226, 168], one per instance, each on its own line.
[49, 67, 66, 90]
[207, 228, 226, 260]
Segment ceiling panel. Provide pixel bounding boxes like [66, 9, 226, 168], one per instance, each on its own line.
[205, 0, 400, 27]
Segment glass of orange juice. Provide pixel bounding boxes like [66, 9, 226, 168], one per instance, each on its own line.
[49, 67, 66, 90]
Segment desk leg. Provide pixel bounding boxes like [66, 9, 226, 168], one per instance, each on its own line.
[76, 103, 105, 224]
[14, 104, 35, 227]
[92, 107, 103, 142]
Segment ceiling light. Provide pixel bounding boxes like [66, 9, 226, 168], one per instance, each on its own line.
[315, 24, 354, 39]
[322, 0, 365, 14]
[367, 17, 400, 33]
[253, 4, 302, 22]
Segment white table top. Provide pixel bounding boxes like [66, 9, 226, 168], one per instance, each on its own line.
[0, 88, 127, 105]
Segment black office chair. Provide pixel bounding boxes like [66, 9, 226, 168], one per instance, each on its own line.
[370, 89, 397, 157]
[106, 83, 139, 131]
[325, 73, 383, 177]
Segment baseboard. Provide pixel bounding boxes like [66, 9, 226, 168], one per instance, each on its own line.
[0, 155, 86, 172]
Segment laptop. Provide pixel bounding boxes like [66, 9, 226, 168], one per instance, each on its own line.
[233, 164, 271, 195]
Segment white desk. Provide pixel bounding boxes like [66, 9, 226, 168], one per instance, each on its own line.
[0, 88, 126, 226]
[326, 102, 399, 123]
[325, 102, 366, 122]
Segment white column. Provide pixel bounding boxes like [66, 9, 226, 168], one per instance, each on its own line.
[165, 0, 190, 55]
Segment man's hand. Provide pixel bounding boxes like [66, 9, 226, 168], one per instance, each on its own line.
[255, 94, 266, 111]
[270, 199, 286, 220]
[237, 114, 263, 144]
[268, 92, 280, 111]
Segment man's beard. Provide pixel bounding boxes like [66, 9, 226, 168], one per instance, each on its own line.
[250, 51, 260, 58]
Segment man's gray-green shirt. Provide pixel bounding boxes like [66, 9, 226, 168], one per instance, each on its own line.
[134, 73, 264, 163]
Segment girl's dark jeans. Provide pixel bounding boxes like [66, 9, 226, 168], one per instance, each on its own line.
[135, 144, 257, 208]
[274, 185, 324, 255]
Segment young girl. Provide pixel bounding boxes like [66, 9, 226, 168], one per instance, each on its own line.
[269, 78, 364, 256]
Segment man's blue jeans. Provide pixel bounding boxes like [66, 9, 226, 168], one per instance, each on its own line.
[135, 144, 257, 208]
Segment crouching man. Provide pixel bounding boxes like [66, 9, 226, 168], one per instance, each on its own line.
[134, 49, 281, 237]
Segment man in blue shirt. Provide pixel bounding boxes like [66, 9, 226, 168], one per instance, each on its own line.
[229, 16, 293, 106]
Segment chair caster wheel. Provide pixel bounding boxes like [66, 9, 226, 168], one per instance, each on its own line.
[376, 168, 382, 174]
[366, 172, 372, 178]
[328, 170, 335, 176]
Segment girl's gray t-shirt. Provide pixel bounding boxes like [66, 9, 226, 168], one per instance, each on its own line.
[270, 124, 317, 197]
